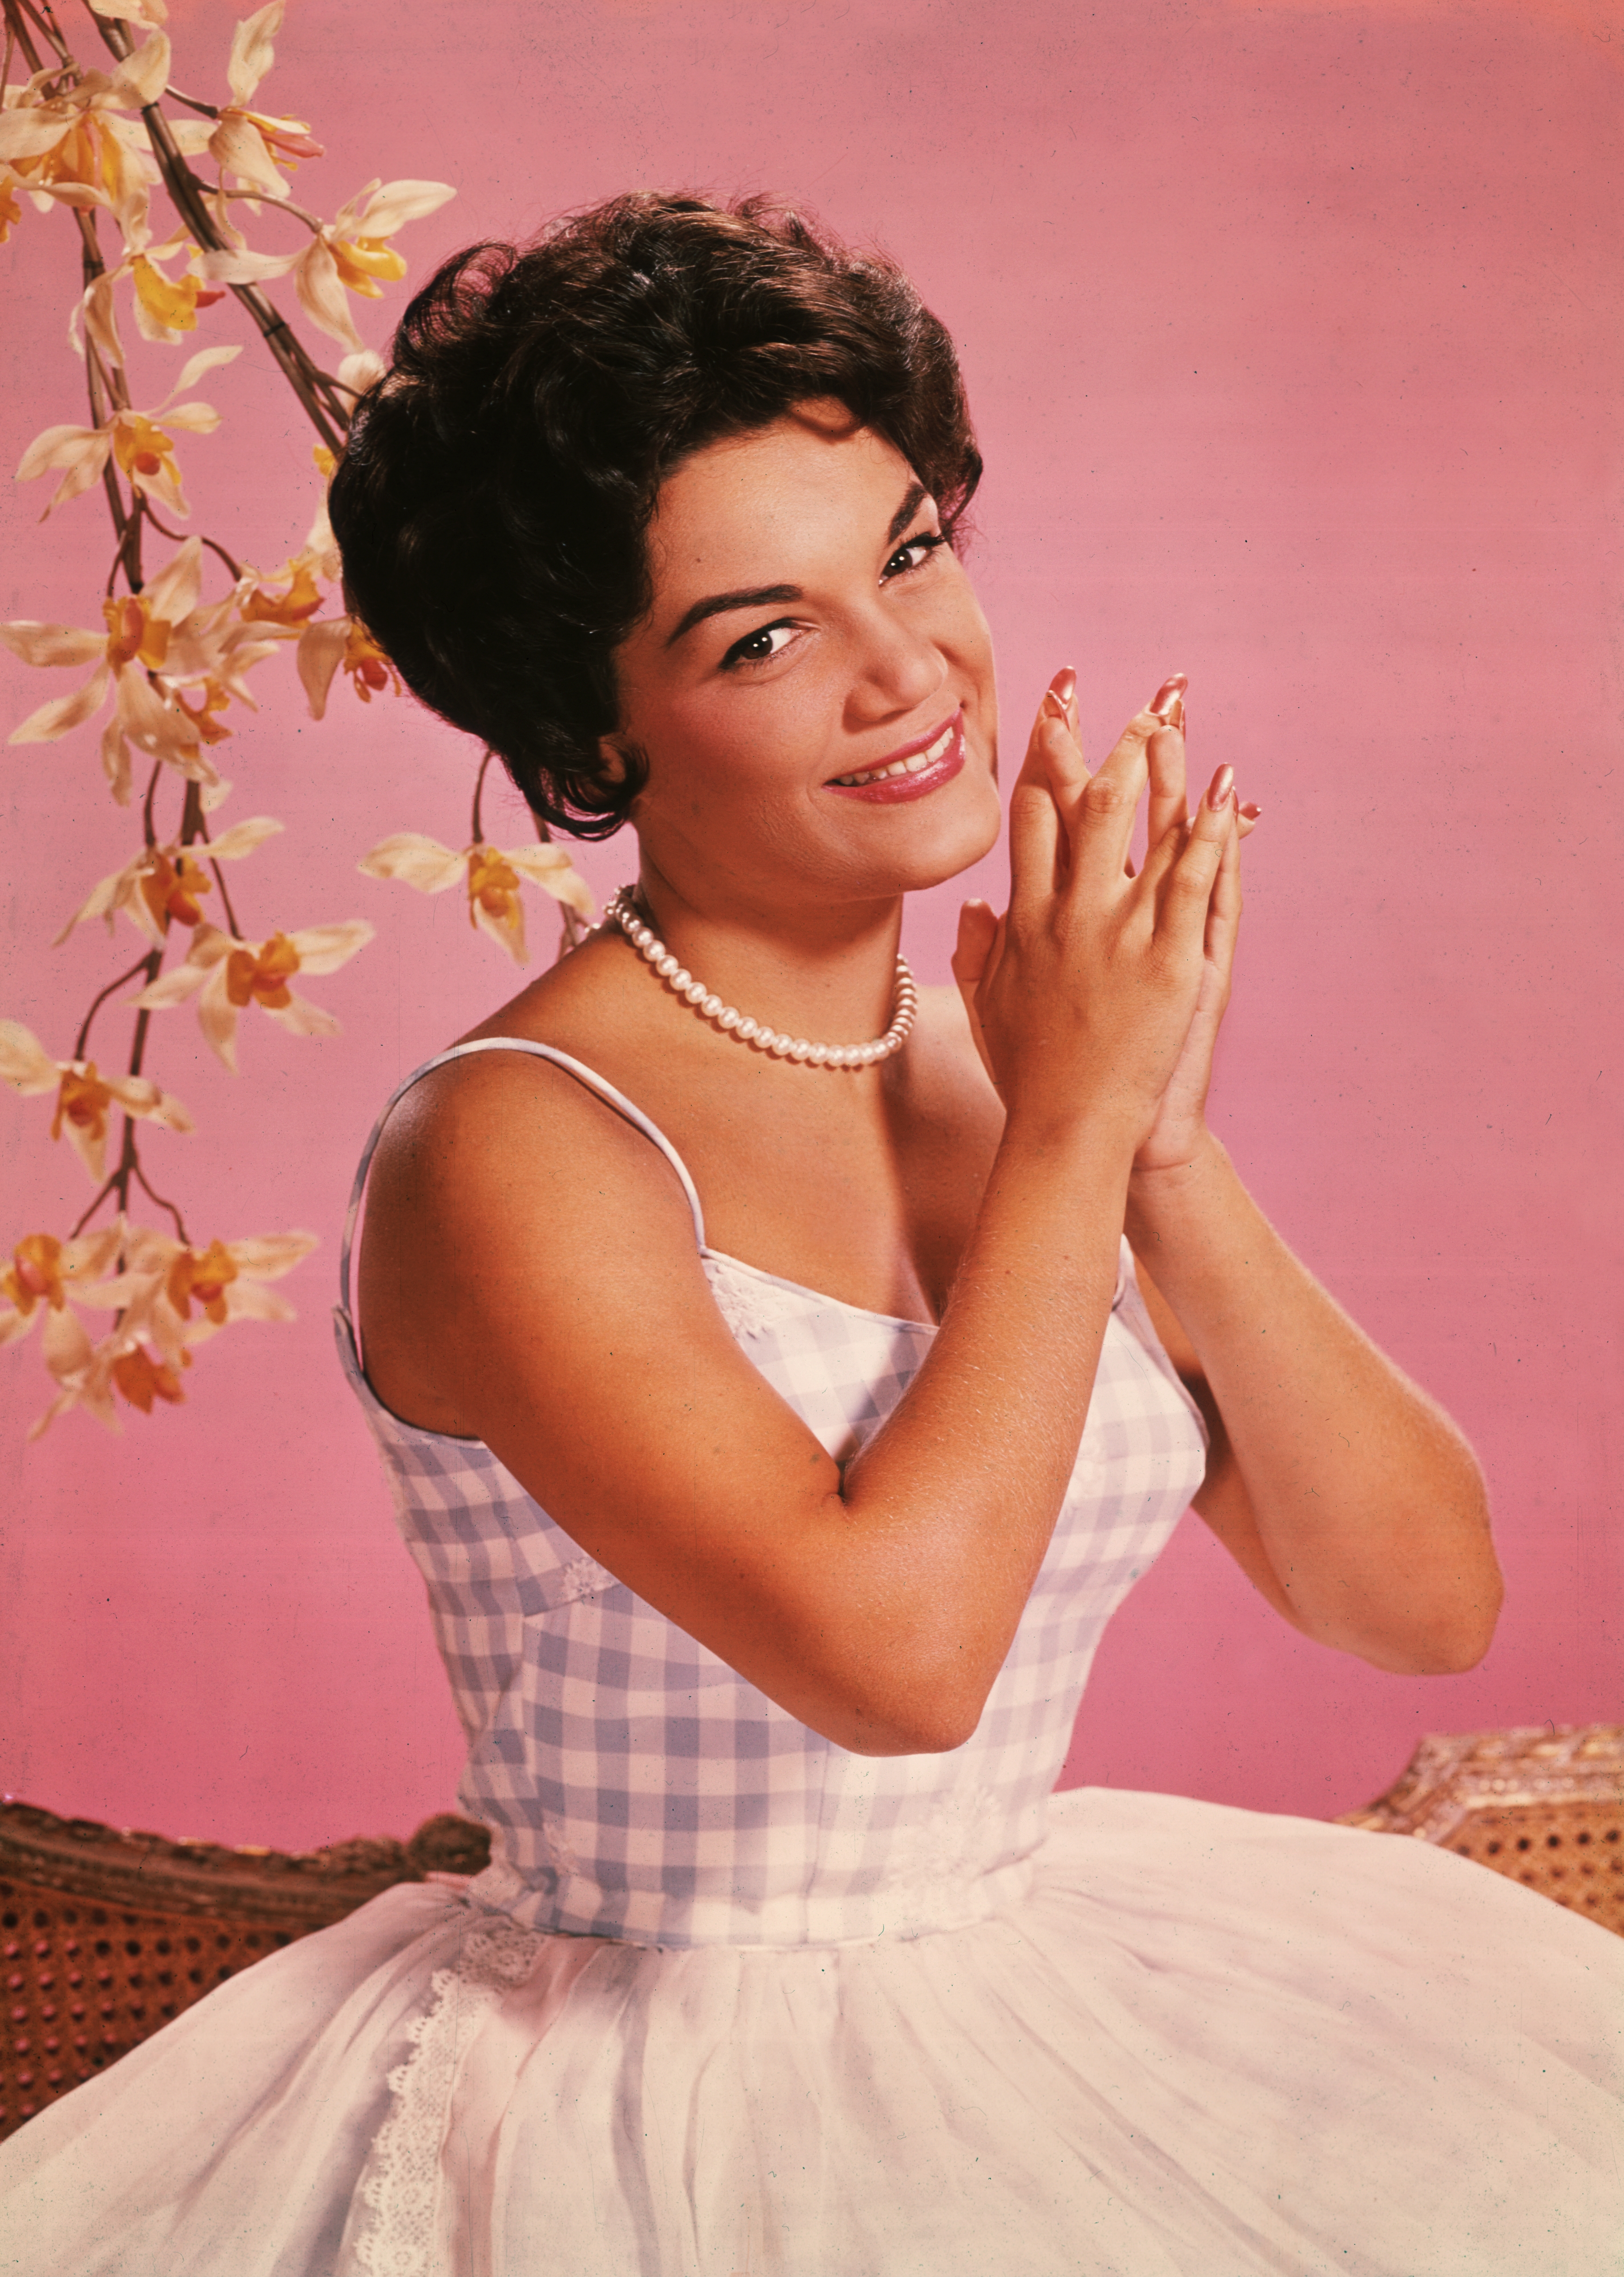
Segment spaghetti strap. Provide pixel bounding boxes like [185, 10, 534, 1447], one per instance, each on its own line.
[336, 1037, 707, 1326]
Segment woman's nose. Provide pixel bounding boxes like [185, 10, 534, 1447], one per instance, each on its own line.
[845, 607, 947, 722]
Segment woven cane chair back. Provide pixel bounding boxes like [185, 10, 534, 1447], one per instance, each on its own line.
[1338, 1723, 1624, 1936]
[0, 1800, 488, 2143]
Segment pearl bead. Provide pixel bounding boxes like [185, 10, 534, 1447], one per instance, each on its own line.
[671, 968, 691, 991]
[684, 979, 707, 1004]
[790, 1040, 810, 1061]
[718, 1007, 740, 1029]
[808, 1044, 829, 1065]
[771, 1035, 794, 1057]
[656, 953, 679, 978]
[736, 1016, 757, 1041]
[701, 993, 723, 1019]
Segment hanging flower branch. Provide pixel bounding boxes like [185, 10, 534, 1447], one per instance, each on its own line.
[0, 0, 592, 1439]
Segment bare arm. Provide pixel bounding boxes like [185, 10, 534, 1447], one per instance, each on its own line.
[363, 685, 1232, 1757]
[1130, 1166, 1499, 1673]
[954, 676, 1500, 1676]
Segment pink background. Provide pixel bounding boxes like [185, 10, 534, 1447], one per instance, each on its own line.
[2, 0, 1618, 1852]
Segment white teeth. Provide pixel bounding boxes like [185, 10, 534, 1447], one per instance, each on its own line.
[830, 721, 957, 787]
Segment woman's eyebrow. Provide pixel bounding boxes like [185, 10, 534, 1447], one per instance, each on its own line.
[665, 582, 801, 649]
[663, 481, 932, 649]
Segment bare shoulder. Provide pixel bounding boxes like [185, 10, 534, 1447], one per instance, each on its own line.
[356, 1030, 712, 1437]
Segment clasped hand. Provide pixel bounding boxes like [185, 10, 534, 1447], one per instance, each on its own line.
[951, 671, 1255, 1170]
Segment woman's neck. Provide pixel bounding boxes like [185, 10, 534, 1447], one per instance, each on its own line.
[629, 864, 907, 1050]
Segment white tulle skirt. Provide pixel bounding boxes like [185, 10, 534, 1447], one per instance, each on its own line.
[1, 1788, 1620, 2277]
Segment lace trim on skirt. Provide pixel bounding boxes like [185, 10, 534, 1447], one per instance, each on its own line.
[344, 1910, 543, 2276]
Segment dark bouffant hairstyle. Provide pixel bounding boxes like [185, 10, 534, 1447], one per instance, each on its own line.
[328, 190, 982, 837]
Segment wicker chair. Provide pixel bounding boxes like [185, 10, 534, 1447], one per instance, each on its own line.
[0, 1797, 488, 2143]
[1334, 1721, 1624, 1934]
[4, 1723, 1619, 2146]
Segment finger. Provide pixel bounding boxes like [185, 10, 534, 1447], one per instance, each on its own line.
[951, 896, 999, 991]
[1144, 677, 1188, 861]
[952, 899, 1005, 1094]
[1038, 702, 1092, 868]
[1064, 683, 1174, 896]
[1204, 803, 1243, 967]
[1155, 762, 1235, 952]
[1008, 688, 1069, 920]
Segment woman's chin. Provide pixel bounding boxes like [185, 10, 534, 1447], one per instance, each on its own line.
[886, 771, 1003, 892]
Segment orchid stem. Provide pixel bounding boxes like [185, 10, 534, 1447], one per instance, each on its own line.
[216, 186, 324, 233]
[140, 497, 242, 582]
[471, 749, 493, 845]
[68, 1174, 119, 1242]
[131, 1160, 189, 1245]
[162, 84, 220, 119]
[140, 760, 163, 850]
[185, 788, 244, 939]
[72, 953, 159, 1063]
[8, 0, 67, 70]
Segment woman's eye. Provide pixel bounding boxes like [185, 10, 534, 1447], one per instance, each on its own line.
[721, 621, 797, 671]
[883, 531, 948, 581]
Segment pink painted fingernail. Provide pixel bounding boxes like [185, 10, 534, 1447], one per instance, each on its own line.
[1148, 674, 1188, 721]
[1239, 801, 1261, 820]
[1050, 666, 1077, 708]
[1206, 764, 1235, 810]
[1042, 689, 1068, 722]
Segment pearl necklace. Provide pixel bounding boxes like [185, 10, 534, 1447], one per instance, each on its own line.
[604, 885, 918, 1067]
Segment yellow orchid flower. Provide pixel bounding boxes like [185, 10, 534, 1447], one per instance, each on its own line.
[2, 537, 291, 802]
[359, 832, 596, 967]
[70, 216, 227, 367]
[0, 1020, 194, 1184]
[0, 1205, 311, 1441]
[130, 246, 226, 340]
[131, 917, 374, 1071]
[54, 817, 284, 948]
[201, 0, 323, 211]
[166, 1237, 238, 1323]
[3, 540, 205, 802]
[21, 1311, 123, 1439]
[16, 344, 241, 519]
[78, 1223, 317, 1370]
[203, 176, 455, 354]
[111, 1342, 188, 1412]
[241, 560, 323, 629]
[294, 614, 403, 718]
[0, 168, 23, 245]
[0, 1226, 124, 1348]
[27, 1313, 188, 1440]
[0, 32, 168, 238]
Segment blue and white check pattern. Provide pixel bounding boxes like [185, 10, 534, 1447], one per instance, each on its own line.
[335, 1042, 1209, 1950]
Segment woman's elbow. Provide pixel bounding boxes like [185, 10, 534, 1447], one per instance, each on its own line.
[1357, 1562, 1504, 1676]
[823, 1655, 994, 1757]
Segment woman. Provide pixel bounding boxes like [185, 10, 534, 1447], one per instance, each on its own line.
[2, 190, 1618, 2276]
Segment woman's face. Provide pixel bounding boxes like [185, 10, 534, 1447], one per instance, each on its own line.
[604, 399, 1002, 924]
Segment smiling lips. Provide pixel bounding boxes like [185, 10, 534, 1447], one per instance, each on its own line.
[824, 713, 965, 803]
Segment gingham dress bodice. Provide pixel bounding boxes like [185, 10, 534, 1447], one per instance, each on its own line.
[336, 1040, 1209, 1950]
